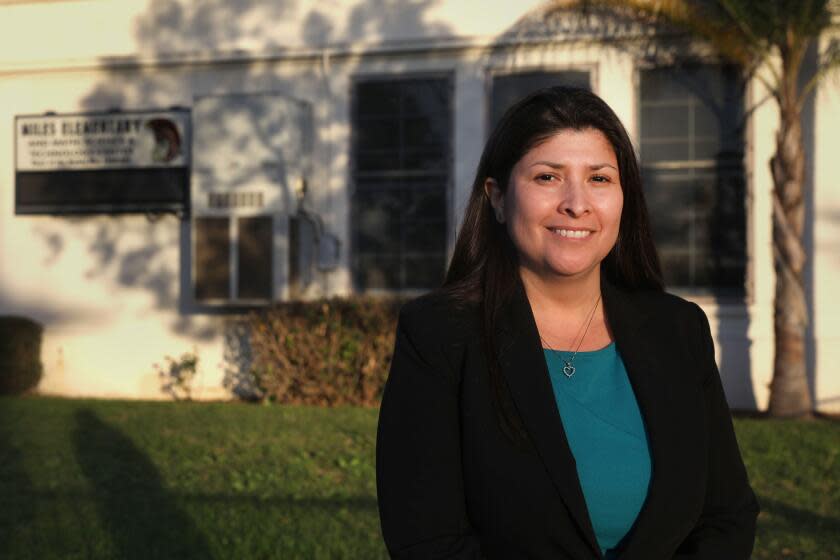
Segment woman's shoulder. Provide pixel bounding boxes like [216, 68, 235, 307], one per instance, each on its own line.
[397, 288, 480, 341]
[610, 286, 714, 376]
[624, 286, 714, 345]
[625, 287, 703, 316]
[609, 284, 709, 335]
[606, 279, 699, 313]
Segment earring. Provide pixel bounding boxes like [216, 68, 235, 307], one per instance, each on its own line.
[495, 210, 505, 223]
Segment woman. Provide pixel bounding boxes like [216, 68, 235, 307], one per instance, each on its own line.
[376, 87, 758, 559]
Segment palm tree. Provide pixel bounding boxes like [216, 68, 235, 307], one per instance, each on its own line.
[550, 0, 840, 416]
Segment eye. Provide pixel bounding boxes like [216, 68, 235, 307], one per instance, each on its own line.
[591, 174, 612, 183]
[535, 173, 557, 183]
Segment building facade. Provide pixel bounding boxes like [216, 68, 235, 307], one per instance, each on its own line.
[1, 0, 838, 411]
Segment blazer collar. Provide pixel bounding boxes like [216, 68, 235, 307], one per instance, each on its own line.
[495, 277, 699, 558]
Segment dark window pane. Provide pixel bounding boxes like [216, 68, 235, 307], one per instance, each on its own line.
[694, 139, 724, 161]
[658, 250, 692, 287]
[404, 116, 447, 148]
[195, 217, 230, 300]
[352, 76, 451, 291]
[403, 148, 448, 172]
[405, 188, 446, 220]
[640, 105, 690, 139]
[355, 117, 400, 151]
[640, 140, 691, 163]
[355, 150, 401, 173]
[404, 255, 446, 289]
[353, 254, 401, 291]
[289, 215, 300, 296]
[237, 216, 272, 300]
[640, 70, 684, 100]
[353, 188, 401, 253]
[694, 103, 722, 138]
[355, 82, 401, 117]
[640, 64, 745, 292]
[404, 220, 446, 253]
[354, 77, 450, 175]
[402, 79, 449, 118]
[491, 71, 590, 128]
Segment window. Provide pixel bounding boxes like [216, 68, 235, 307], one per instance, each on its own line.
[237, 216, 273, 299]
[194, 216, 273, 301]
[351, 77, 452, 291]
[639, 65, 746, 293]
[491, 70, 591, 128]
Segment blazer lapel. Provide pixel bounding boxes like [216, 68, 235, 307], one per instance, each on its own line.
[495, 280, 601, 557]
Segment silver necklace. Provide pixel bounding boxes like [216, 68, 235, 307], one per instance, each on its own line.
[539, 294, 602, 378]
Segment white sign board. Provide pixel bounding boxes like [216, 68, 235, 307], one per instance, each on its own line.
[15, 110, 190, 171]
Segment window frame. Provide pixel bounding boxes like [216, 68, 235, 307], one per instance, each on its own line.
[483, 63, 598, 141]
[348, 71, 455, 296]
[634, 59, 753, 303]
[191, 213, 278, 307]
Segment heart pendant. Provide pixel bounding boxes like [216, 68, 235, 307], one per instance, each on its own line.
[563, 361, 575, 378]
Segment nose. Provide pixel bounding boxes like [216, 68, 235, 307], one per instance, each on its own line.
[558, 174, 590, 218]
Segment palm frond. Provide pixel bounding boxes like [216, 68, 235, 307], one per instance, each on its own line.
[559, 0, 768, 65]
[801, 34, 840, 100]
[552, 0, 840, 99]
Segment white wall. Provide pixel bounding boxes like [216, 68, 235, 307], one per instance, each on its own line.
[0, 0, 546, 67]
[812, 32, 840, 413]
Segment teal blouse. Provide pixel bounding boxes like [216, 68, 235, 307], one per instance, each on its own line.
[543, 343, 652, 558]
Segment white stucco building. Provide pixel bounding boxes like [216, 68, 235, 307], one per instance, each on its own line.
[0, 0, 838, 411]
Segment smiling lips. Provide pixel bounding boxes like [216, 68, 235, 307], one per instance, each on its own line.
[547, 227, 593, 239]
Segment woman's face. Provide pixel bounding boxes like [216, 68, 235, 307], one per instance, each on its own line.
[485, 127, 623, 284]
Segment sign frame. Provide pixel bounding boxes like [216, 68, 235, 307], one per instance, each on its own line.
[14, 108, 191, 215]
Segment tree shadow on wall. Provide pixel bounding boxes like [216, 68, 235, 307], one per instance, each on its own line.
[221, 316, 261, 401]
[73, 409, 214, 560]
[28, 0, 453, 345]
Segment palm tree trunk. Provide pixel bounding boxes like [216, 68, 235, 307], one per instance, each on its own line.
[767, 50, 813, 417]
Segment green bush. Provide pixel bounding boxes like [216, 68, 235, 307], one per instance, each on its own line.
[247, 297, 403, 406]
[0, 316, 43, 395]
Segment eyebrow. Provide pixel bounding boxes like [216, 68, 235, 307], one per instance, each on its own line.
[530, 161, 618, 171]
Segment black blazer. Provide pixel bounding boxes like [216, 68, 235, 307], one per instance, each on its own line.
[376, 279, 759, 559]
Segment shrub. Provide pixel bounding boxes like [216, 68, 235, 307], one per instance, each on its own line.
[0, 316, 44, 395]
[247, 297, 403, 406]
[156, 348, 199, 401]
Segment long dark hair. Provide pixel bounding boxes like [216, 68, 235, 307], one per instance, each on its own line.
[443, 86, 663, 443]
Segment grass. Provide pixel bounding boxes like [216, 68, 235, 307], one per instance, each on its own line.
[0, 397, 385, 560]
[0, 398, 837, 559]
[735, 414, 840, 559]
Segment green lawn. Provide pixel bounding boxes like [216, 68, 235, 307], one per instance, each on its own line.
[736, 414, 840, 559]
[0, 398, 837, 559]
